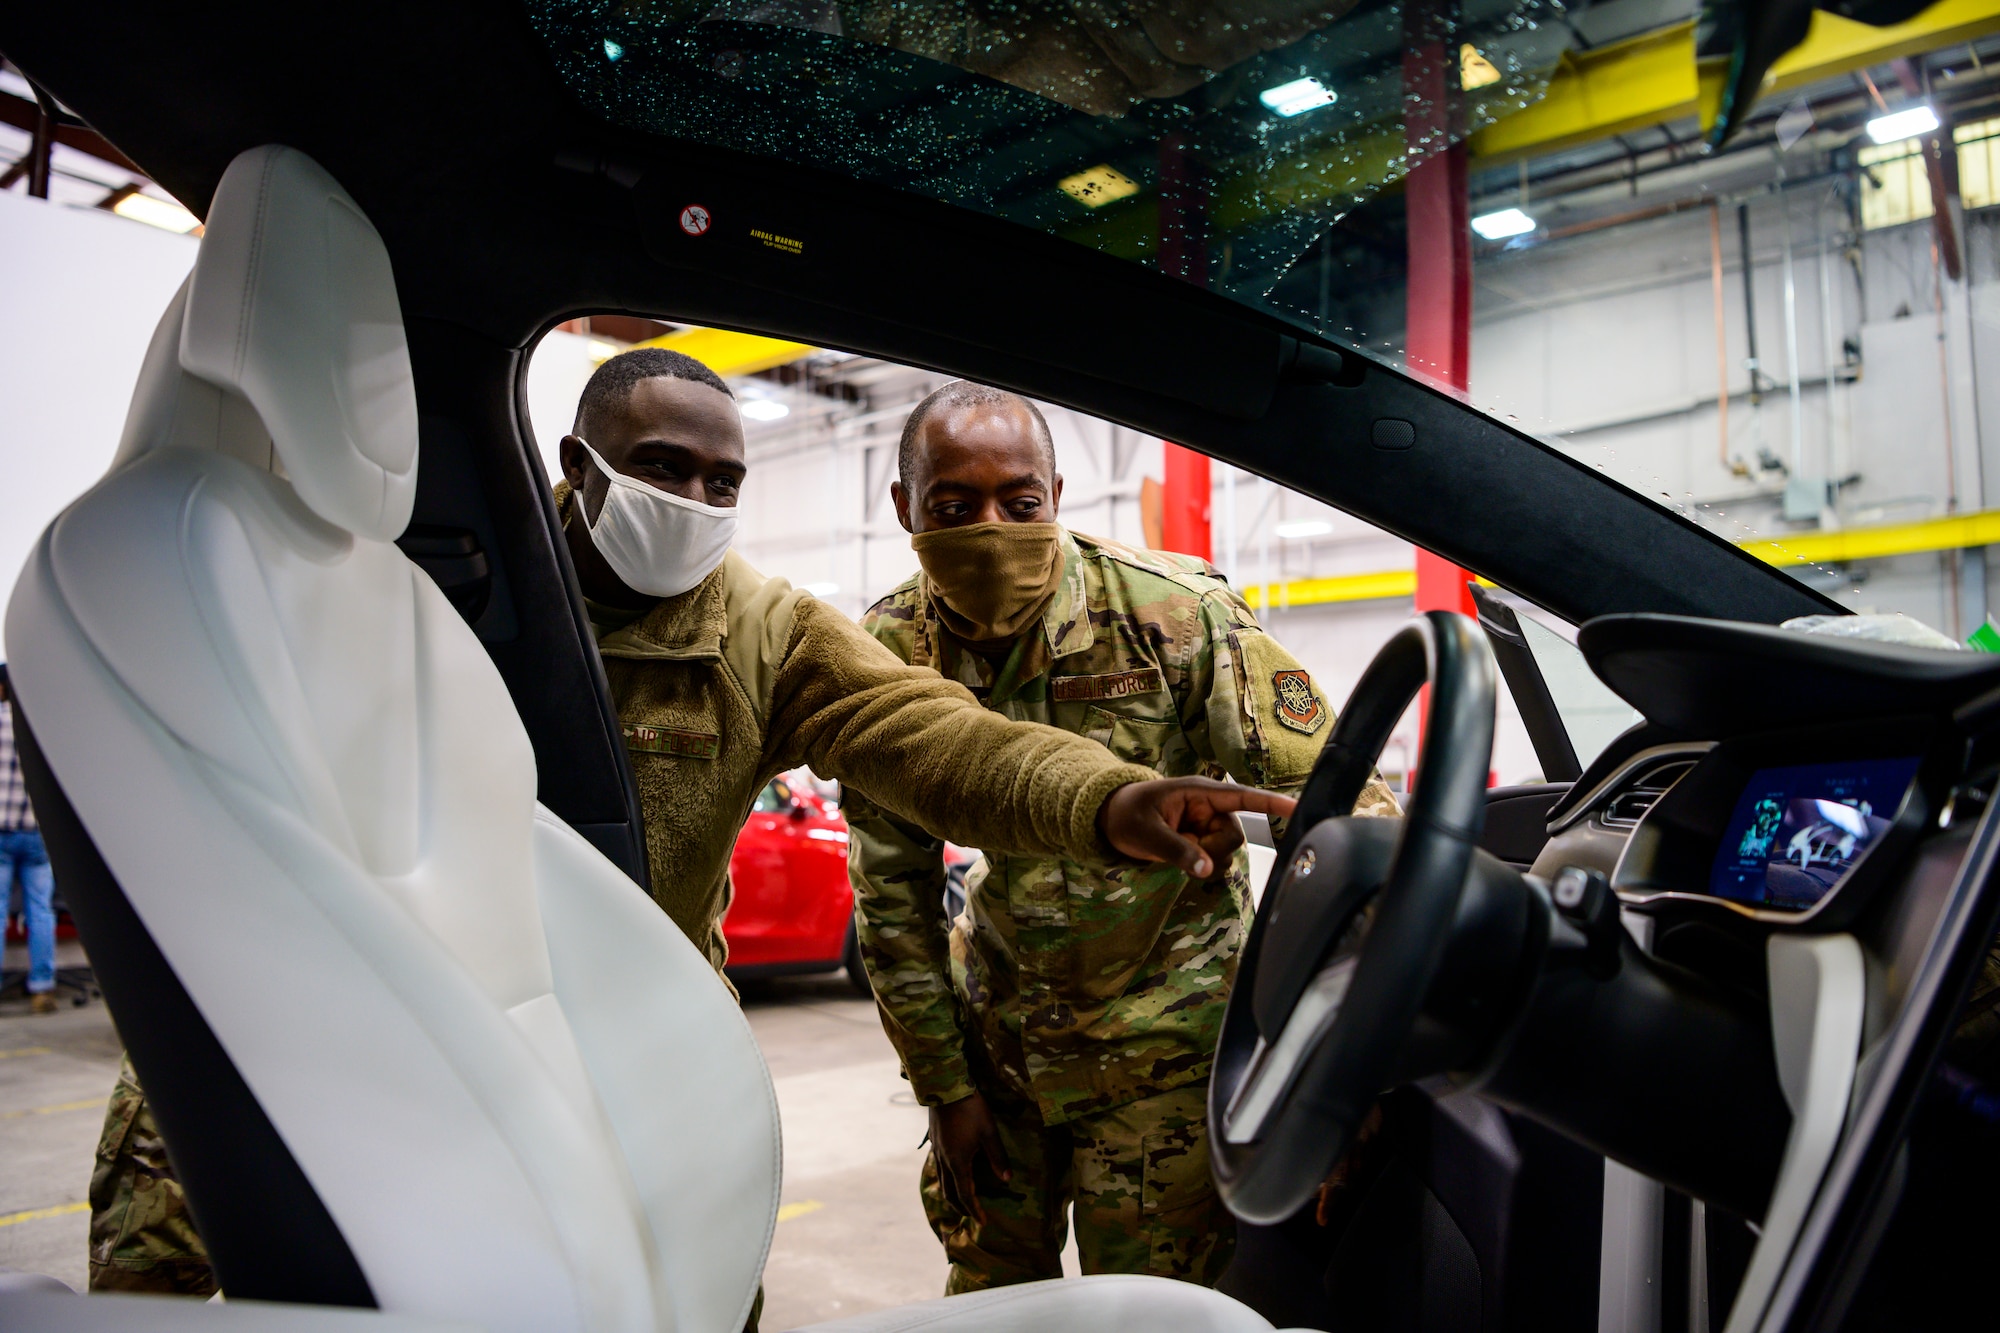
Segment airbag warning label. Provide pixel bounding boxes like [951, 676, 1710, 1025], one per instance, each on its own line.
[750, 227, 803, 256]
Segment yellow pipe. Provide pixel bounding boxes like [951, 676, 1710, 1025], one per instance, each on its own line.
[1739, 508, 2000, 567]
[1244, 569, 1418, 608]
[1242, 508, 2000, 609]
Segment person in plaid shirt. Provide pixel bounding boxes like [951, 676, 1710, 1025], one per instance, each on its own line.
[0, 666, 57, 1014]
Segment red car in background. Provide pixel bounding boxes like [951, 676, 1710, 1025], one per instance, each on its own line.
[723, 773, 868, 992]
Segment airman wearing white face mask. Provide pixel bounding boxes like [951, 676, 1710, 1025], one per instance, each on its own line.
[555, 348, 1296, 977]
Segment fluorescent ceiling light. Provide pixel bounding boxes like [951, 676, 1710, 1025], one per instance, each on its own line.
[1274, 519, 1333, 539]
[112, 192, 200, 234]
[1260, 77, 1337, 118]
[1867, 103, 1939, 143]
[1471, 207, 1536, 240]
[802, 581, 840, 597]
[1058, 165, 1140, 208]
[739, 398, 790, 421]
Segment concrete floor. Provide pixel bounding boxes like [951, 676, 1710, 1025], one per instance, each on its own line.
[744, 973, 949, 1328]
[0, 938, 112, 1292]
[0, 950, 1073, 1328]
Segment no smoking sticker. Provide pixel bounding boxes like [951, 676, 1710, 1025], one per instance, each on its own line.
[679, 204, 711, 237]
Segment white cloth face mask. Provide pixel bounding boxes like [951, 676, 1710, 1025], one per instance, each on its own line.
[578, 441, 738, 598]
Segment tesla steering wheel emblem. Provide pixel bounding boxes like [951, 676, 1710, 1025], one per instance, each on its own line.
[679, 204, 712, 237]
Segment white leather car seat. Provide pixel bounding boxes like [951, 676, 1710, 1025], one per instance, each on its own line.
[3, 145, 1277, 1333]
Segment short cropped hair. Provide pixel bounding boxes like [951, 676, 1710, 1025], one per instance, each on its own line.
[574, 346, 732, 437]
[897, 382, 1056, 491]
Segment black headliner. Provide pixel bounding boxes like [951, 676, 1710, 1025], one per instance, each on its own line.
[0, 0, 1840, 628]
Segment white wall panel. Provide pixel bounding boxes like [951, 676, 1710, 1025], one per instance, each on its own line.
[1851, 316, 1955, 518]
[522, 330, 601, 485]
[0, 191, 197, 656]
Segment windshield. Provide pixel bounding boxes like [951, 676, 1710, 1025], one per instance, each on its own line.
[527, 0, 1574, 320]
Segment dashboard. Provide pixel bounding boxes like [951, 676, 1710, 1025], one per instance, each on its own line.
[1707, 756, 1919, 910]
[1465, 613, 2000, 1330]
[1606, 724, 1942, 926]
[1525, 616, 2000, 936]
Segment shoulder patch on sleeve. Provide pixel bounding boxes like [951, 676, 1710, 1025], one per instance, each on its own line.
[1233, 629, 1331, 786]
[1271, 669, 1326, 735]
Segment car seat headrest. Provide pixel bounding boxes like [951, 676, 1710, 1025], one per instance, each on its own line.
[110, 279, 283, 477]
[177, 144, 417, 541]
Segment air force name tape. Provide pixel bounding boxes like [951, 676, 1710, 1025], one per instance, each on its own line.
[624, 723, 721, 760]
[1051, 667, 1166, 702]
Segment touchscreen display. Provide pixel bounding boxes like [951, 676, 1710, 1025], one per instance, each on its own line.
[1709, 757, 1922, 910]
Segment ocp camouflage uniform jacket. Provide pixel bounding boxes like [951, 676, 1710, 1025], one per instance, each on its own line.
[849, 528, 1399, 1126]
[554, 484, 1158, 971]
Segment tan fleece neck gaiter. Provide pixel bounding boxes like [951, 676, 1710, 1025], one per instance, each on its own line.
[912, 522, 1065, 644]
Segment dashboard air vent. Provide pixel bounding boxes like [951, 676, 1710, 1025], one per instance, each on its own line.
[1597, 761, 1695, 831]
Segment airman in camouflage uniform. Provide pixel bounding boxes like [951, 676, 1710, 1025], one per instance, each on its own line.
[850, 383, 1397, 1295]
[87, 1055, 215, 1296]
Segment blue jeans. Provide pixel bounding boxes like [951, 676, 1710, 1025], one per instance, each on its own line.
[0, 829, 56, 994]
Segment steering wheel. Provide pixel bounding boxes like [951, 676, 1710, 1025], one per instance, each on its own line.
[1209, 611, 1498, 1225]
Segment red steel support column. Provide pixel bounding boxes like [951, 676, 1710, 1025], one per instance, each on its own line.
[1403, 4, 1475, 618]
[1158, 132, 1213, 560]
[1161, 446, 1213, 560]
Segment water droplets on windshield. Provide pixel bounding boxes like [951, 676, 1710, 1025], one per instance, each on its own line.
[527, 0, 1575, 326]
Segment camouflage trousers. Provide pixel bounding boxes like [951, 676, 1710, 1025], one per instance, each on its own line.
[88, 1054, 216, 1296]
[920, 1081, 1234, 1295]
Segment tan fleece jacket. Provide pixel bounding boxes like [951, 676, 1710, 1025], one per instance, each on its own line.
[556, 484, 1155, 970]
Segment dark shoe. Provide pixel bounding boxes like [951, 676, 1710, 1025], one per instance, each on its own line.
[29, 992, 58, 1015]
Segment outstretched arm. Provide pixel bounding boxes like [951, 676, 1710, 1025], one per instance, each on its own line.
[781, 599, 1297, 869]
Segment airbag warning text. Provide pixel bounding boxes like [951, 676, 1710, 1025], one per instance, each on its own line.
[751, 227, 804, 256]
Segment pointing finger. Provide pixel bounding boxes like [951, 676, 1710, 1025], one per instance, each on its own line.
[1193, 787, 1297, 819]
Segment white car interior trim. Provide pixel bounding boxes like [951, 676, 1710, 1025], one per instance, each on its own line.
[783, 1273, 1284, 1333]
[1597, 910, 1663, 1333]
[1722, 934, 1866, 1333]
[1756, 798, 2000, 1331]
[1597, 1162, 1665, 1333]
[1688, 1200, 1711, 1333]
[1243, 841, 1278, 908]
